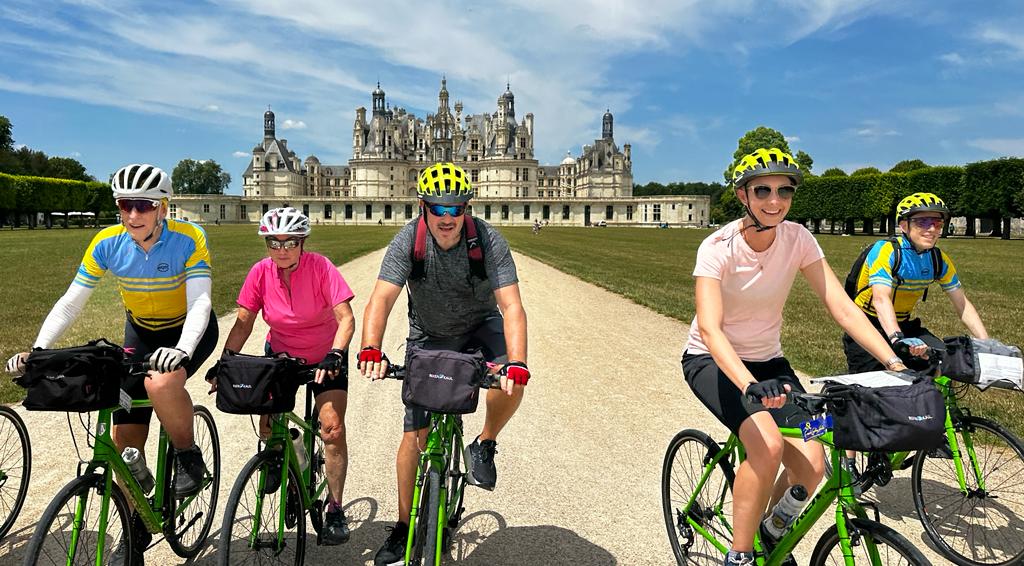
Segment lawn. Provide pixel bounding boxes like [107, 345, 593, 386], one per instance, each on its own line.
[503, 225, 1024, 432]
[0, 224, 398, 403]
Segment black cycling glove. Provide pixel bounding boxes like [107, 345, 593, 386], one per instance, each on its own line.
[318, 349, 346, 374]
[744, 379, 786, 404]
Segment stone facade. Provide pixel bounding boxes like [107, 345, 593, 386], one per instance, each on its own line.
[181, 80, 709, 227]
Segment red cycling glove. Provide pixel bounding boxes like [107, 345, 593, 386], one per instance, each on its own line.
[502, 361, 530, 385]
[357, 346, 387, 365]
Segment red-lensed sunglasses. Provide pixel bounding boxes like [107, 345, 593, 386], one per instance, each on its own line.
[117, 199, 160, 214]
[909, 217, 944, 230]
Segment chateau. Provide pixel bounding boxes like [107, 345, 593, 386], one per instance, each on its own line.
[171, 80, 708, 228]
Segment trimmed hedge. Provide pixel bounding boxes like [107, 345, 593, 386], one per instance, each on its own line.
[0, 173, 113, 220]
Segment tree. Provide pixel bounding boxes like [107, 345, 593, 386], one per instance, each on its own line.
[795, 150, 814, 173]
[46, 157, 92, 182]
[821, 167, 847, 177]
[0, 115, 13, 152]
[851, 167, 882, 177]
[172, 159, 231, 194]
[889, 159, 929, 173]
[723, 126, 791, 183]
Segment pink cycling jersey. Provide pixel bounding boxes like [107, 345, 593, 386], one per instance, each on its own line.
[237, 252, 354, 364]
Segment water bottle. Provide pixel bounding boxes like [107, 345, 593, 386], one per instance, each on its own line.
[762, 484, 808, 540]
[122, 447, 155, 494]
[290, 428, 309, 471]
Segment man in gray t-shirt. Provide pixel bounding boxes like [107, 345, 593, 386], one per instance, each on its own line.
[358, 163, 530, 566]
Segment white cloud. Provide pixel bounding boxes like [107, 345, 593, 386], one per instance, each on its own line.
[204, 104, 220, 112]
[70, 151, 82, 157]
[907, 107, 961, 126]
[616, 125, 661, 148]
[939, 52, 965, 65]
[785, 135, 801, 143]
[976, 25, 1024, 58]
[850, 120, 900, 138]
[280, 119, 307, 130]
[232, 150, 249, 157]
[967, 138, 1024, 157]
[13, 143, 25, 150]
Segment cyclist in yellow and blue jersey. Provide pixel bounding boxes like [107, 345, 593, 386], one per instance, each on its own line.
[5, 164, 219, 565]
[843, 192, 988, 373]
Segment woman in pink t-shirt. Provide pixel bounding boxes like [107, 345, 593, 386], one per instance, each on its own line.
[221, 207, 356, 545]
[683, 149, 909, 566]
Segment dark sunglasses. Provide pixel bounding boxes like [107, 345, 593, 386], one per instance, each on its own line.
[750, 185, 796, 200]
[426, 204, 466, 217]
[910, 217, 944, 230]
[117, 199, 160, 214]
[266, 238, 303, 250]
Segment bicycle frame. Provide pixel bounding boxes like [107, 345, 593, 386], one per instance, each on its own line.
[404, 411, 465, 565]
[682, 427, 887, 566]
[248, 387, 327, 549]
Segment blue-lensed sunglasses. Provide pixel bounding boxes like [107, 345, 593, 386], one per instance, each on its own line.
[426, 204, 466, 217]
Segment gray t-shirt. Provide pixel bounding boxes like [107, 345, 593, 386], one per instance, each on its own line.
[378, 217, 519, 337]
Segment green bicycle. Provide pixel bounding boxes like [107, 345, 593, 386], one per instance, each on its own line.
[0, 404, 31, 540]
[23, 361, 221, 565]
[662, 390, 931, 566]
[218, 364, 334, 565]
[823, 371, 1024, 566]
[382, 363, 500, 566]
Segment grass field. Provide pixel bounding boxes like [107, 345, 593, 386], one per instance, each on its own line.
[0, 224, 398, 403]
[503, 225, 1024, 432]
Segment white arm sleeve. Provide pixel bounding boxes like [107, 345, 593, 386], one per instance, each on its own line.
[175, 277, 213, 357]
[34, 283, 96, 349]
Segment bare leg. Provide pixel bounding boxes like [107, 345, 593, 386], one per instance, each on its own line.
[732, 412, 785, 553]
[316, 390, 348, 505]
[479, 384, 525, 442]
[143, 368, 194, 449]
[397, 428, 429, 524]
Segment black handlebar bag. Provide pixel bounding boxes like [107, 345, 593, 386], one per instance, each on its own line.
[827, 378, 946, 452]
[214, 351, 303, 415]
[403, 346, 488, 415]
[16, 338, 126, 412]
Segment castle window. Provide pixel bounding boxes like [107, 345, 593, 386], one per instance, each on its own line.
[385, 205, 392, 219]
[345, 204, 353, 219]
[501, 205, 509, 220]
[202, 204, 210, 213]
[524, 205, 530, 219]
[240, 205, 247, 218]
[405, 204, 413, 218]
[523, 169, 529, 181]
[365, 204, 373, 219]
[562, 206, 570, 220]
[324, 204, 332, 219]
[653, 204, 662, 222]
[471, 169, 479, 183]
[303, 204, 309, 217]
[219, 205, 226, 220]
[170, 204, 177, 219]
[485, 205, 492, 220]
[606, 206, 613, 220]
[626, 205, 633, 220]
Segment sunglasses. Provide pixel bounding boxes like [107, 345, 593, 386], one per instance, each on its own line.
[750, 185, 796, 200]
[426, 204, 466, 217]
[266, 238, 303, 250]
[910, 217, 944, 230]
[117, 199, 160, 214]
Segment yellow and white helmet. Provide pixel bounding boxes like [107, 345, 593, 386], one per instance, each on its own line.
[732, 148, 802, 187]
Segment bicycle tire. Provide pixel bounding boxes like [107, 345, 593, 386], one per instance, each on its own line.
[218, 451, 305, 566]
[423, 467, 442, 566]
[22, 472, 133, 566]
[661, 429, 736, 565]
[411, 466, 433, 563]
[443, 436, 467, 550]
[307, 415, 326, 537]
[809, 517, 930, 565]
[911, 415, 1024, 566]
[0, 406, 31, 540]
[166, 405, 221, 558]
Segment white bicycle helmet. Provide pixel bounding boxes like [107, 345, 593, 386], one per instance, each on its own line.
[259, 207, 311, 237]
[111, 164, 173, 200]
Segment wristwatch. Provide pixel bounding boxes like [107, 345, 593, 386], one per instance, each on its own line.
[888, 331, 905, 344]
[884, 355, 903, 370]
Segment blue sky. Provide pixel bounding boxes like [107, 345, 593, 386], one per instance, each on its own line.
[2, 0, 1024, 194]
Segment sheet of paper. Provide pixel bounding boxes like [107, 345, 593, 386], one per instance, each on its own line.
[978, 353, 1024, 387]
[809, 371, 914, 388]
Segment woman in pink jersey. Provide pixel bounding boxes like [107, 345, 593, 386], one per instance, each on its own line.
[684, 149, 910, 566]
[220, 207, 356, 546]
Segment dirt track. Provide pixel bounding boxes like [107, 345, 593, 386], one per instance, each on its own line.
[1, 249, 971, 564]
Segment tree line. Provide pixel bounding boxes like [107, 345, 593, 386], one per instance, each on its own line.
[0, 116, 93, 182]
[0, 173, 114, 228]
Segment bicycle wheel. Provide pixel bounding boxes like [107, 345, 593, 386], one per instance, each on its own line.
[661, 429, 736, 565]
[410, 466, 434, 563]
[166, 405, 221, 558]
[23, 472, 133, 565]
[0, 405, 30, 540]
[423, 467, 442, 566]
[307, 416, 326, 537]
[218, 452, 305, 566]
[911, 415, 1024, 566]
[809, 517, 929, 565]
[443, 436, 467, 550]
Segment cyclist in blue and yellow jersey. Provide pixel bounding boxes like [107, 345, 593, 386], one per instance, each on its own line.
[843, 192, 988, 373]
[5, 164, 218, 565]
[357, 162, 529, 566]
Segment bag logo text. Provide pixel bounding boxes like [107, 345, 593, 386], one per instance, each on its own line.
[429, 373, 453, 382]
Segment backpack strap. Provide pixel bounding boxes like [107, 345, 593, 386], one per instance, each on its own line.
[921, 246, 943, 303]
[850, 238, 901, 301]
[409, 214, 488, 281]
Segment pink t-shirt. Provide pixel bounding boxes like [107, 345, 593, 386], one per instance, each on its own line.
[685, 220, 825, 361]
[237, 252, 355, 364]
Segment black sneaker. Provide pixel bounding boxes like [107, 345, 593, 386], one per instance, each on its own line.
[758, 523, 796, 566]
[173, 446, 208, 498]
[464, 437, 498, 491]
[111, 514, 150, 565]
[322, 506, 351, 545]
[374, 522, 408, 566]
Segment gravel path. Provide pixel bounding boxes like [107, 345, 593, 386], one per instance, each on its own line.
[0, 249, 973, 564]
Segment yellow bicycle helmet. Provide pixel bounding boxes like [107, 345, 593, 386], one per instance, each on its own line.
[896, 192, 950, 222]
[417, 162, 473, 204]
[732, 148, 803, 187]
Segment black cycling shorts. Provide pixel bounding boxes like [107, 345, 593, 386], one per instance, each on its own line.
[682, 352, 809, 434]
[263, 341, 348, 396]
[118, 311, 219, 425]
[403, 315, 507, 432]
[842, 317, 943, 373]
